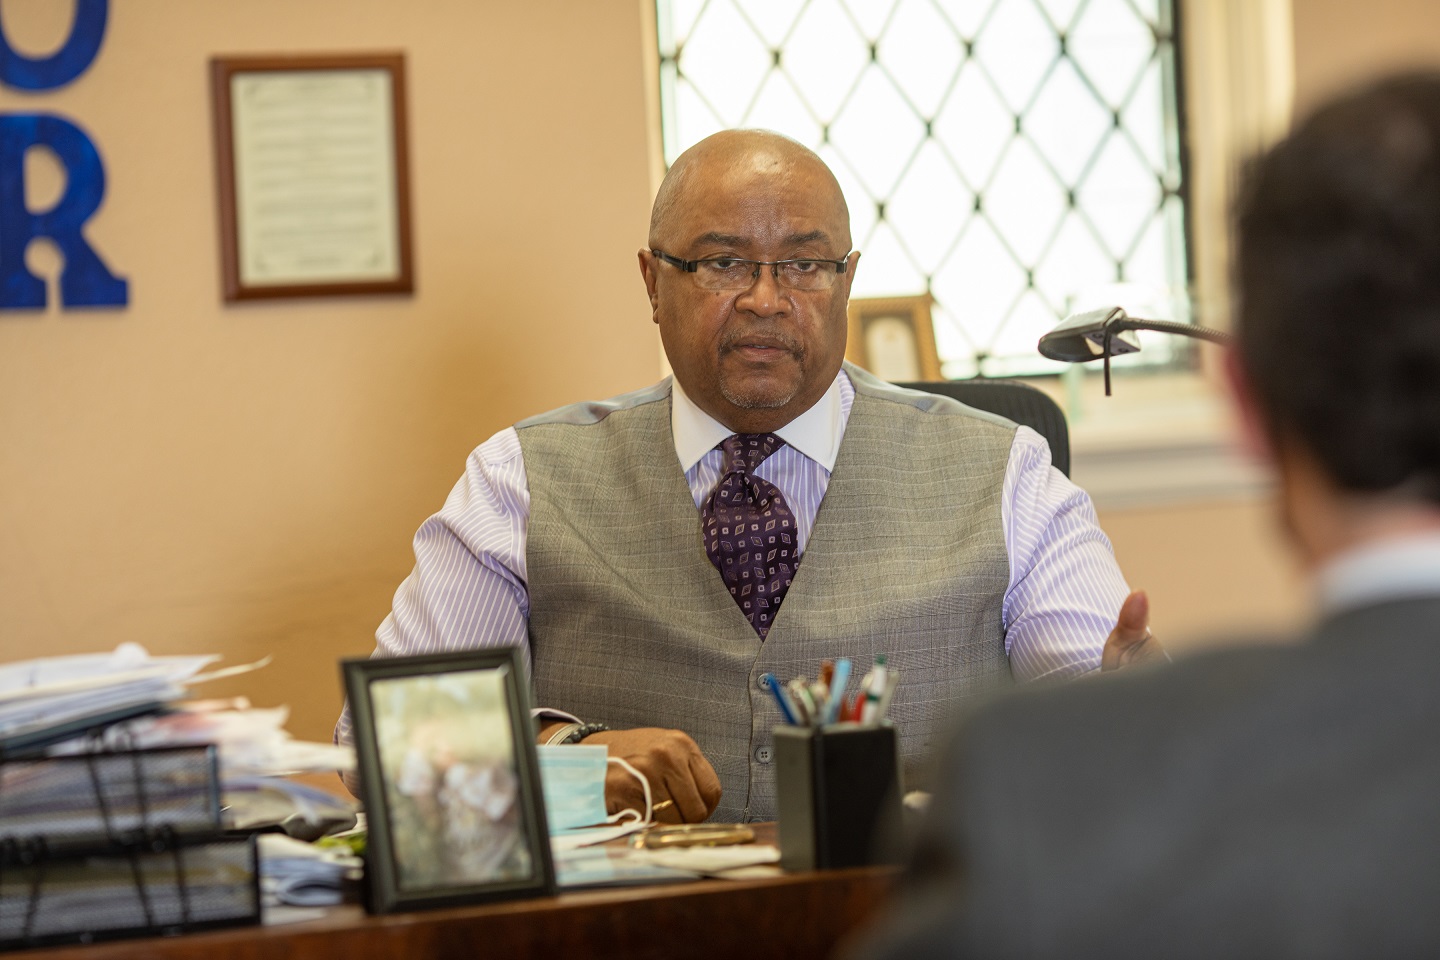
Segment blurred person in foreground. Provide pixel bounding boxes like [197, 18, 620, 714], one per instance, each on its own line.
[851, 73, 1440, 960]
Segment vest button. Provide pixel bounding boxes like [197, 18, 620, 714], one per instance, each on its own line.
[754, 745, 772, 764]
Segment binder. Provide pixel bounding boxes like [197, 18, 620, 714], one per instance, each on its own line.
[0, 746, 260, 950]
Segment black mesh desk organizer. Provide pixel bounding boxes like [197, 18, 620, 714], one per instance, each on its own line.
[0, 745, 259, 950]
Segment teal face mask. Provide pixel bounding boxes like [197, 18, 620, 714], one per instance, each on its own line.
[537, 744, 610, 832]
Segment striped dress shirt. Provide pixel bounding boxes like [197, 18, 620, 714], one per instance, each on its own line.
[336, 371, 1129, 745]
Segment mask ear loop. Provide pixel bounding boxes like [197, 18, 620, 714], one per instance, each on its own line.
[605, 756, 653, 825]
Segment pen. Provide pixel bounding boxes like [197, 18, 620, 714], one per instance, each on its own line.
[823, 658, 852, 725]
[790, 678, 817, 726]
[860, 655, 888, 724]
[811, 679, 830, 718]
[875, 671, 899, 723]
[760, 672, 800, 725]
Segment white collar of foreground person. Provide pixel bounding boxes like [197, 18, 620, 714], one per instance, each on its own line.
[1315, 531, 1440, 615]
[669, 371, 847, 473]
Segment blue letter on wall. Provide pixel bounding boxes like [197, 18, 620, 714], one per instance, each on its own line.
[0, 0, 108, 90]
[0, 114, 128, 308]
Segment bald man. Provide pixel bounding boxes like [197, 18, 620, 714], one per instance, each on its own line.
[338, 131, 1154, 823]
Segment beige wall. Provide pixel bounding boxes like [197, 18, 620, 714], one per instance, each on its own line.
[1293, 0, 1440, 117]
[0, 0, 659, 743]
[3, 0, 1437, 745]
[1098, 499, 1309, 652]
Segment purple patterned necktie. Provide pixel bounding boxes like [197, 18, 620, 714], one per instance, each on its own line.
[701, 434, 798, 638]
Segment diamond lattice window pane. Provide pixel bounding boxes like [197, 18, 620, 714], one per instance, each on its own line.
[974, 0, 1059, 113]
[934, 0, 1000, 40]
[660, 0, 708, 54]
[849, 222, 927, 299]
[886, 140, 972, 276]
[1069, 0, 1157, 109]
[1077, 132, 1162, 262]
[829, 67, 928, 198]
[985, 137, 1068, 268]
[734, 0, 806, 47]
[1034, 211, 1118, 312]
[670, 77, 725, 154]
[1130, 0, 1163, 25]
[1025, 58, 1111, 187]
[841, 0, 902, 39]
[933, 64, 1012, 189]
[878, 1, 964, 119]
[675, 1, 772, 127]
[780, 0, 869, 122]
[819, 143, 879, 248]
[932, 303, 979, 378]
[989, 290, 1070, 374]
[1123, 57, 1182, 183]
[1035, 0, 1085, 31]
[932, 217, 1026, 348]
[656, 0, 1190, 378]
[746, 71, 823, 147]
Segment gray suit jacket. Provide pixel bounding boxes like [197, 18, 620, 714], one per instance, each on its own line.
[852, 597, 1440, 960]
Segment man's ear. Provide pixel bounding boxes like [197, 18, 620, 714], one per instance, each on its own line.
[841, 250, 860, 300]
[1223, 347, 1274, 463]
[638, 249, 662, 320]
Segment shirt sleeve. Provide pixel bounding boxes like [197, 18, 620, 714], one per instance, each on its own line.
[1001, 425, 1129, 682]
[335, 428, 533, 749]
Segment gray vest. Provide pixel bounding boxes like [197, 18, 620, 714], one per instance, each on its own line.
[518, 365, 1015, 821]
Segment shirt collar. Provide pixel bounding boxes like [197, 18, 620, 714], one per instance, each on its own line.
[670, 371, 847, 472]
[1315, 531, 1440, 615]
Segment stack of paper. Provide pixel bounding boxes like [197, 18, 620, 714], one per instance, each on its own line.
[0, 643, 218, 753]
[258, 833, 362, 908]
[553, 843, 783, 889]
[52, 701, 355, 779]
[0, 644, 357, 834]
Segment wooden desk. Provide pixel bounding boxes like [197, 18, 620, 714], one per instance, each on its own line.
[15, 838, 897, 960]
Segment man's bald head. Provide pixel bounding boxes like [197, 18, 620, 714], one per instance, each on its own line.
[648, 130, 851, 249]
[638, 128, 859, 435]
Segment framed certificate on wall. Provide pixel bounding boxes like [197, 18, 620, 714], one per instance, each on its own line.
[210, 53, 415, 301]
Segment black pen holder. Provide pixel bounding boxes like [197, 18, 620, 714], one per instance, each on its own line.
[775, 723, 903, 871]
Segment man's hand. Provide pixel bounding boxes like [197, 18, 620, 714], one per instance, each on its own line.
[1101, 589, 1167, 671]
[585, 727, 722, 824]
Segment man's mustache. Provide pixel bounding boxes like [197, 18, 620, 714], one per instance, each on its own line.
[718, 329, 803, 357]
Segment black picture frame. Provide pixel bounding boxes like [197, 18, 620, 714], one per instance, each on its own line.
[342, 648, 554, 913]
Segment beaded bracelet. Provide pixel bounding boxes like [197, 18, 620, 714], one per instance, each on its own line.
[559, 721, 611, 744]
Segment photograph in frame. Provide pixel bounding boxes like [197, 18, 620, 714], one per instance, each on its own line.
[343, 648, 554, 913]
[845, 294, 943, 382]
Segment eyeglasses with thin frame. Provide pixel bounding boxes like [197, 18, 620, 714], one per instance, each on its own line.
[651, 249, 851, 291]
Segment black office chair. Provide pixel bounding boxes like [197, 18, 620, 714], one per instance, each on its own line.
[894, 380, 1071, 477]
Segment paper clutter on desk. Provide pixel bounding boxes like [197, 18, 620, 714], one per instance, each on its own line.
[0, 642, 219, 753]
[2, 643, 357, 834]
[259, 833, 363, 907]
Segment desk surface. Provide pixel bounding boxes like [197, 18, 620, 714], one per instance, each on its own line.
[13, 832, 896, 960]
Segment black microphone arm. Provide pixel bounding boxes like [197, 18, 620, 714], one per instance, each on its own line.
[1036, 306, 1233, 395]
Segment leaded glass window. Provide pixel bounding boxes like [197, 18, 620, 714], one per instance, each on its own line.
[656, 0, 1190, 378]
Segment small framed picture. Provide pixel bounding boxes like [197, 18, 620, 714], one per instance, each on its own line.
[846, 294, 944, 382]
[343, 648, 554, 913]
